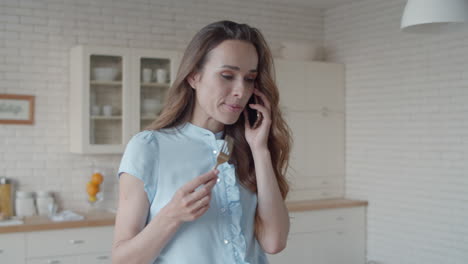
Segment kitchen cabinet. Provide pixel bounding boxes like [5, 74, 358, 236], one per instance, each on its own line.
[0, 226, 113, 264]
[274, 59, 345, 201]
[79, 253, 112, 264]
[27, 256, 78, 264]
[268, 206, 366, 264]
[275, 59, 344, 112]
[0, 232, 26, 264]
[69, 45, 180, 154]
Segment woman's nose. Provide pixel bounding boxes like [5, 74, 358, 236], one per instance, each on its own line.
[232, 80, 249, 98]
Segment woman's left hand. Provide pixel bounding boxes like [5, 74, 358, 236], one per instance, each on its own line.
[243, 88, 272, 152]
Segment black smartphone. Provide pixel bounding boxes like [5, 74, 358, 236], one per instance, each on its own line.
[247, 95, 262, 128]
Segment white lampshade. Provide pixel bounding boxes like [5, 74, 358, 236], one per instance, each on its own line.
[401, 0, 468, 33]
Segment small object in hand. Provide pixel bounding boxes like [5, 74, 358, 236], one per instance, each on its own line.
[247, 95, 263, 129]
[252, 111, 263, 129]
[214, 135, 234, 169]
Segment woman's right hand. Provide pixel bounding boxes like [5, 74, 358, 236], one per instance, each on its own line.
[160, 169, 219, 224]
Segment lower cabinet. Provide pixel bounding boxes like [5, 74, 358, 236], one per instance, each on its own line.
[27, 256, 78, 264]
[78, 253, 112, 263]
[26, 253, 111, 264]
[0, 226, 113, 264]
[268, 206, 366, 264]
[0, 232, 26, 264]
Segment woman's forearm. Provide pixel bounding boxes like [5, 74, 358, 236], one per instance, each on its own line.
[112, 209, 181, 264]
[253, 148, 290, 254]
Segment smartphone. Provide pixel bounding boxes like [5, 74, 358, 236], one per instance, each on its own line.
[247, 95, 262, 128]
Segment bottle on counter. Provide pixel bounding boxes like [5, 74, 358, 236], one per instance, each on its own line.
[0, 177, 14, 220]
[15, 191, 37, 217]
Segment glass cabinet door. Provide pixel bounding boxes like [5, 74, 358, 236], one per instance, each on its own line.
[132, 50, 179, 132]
[139, 57, 171, 131]
[89, 55, 124, 145]
[70, 46, 179, 153]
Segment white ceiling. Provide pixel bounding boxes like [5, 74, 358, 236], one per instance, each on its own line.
[271, 0, 359, 9]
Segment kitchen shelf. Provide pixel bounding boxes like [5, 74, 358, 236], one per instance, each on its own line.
[141, 114, 158, 120]
[91, 115, 122, 120]
[140, 82, 170, 88]
[90, 81, 122, 86]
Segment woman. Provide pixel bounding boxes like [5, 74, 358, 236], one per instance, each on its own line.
[112, 20, 292, 264]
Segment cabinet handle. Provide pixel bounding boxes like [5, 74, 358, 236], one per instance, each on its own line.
[336, 216, 344, 221]
[97, 255, 109, 260]
[69, 239, 85, 244]
[48, 260, 61, 264]
[337, 231, 344, 235]
[0, 249, 3, 254]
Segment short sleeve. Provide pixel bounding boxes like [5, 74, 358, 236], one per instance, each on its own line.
[117, 130, 158, 202]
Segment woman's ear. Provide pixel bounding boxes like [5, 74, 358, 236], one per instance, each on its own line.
[187, 72, 200, 90]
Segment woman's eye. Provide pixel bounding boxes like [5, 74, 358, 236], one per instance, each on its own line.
[221, 75, 234, 80]
[245, 78, 256, 83]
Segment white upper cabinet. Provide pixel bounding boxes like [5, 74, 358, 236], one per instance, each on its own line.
[275, 59, 306, 111]
[274, 58, 345, 201]
[275, 58, 344, 112]
[69, 46, 180, 154]
[304, 62, 345, 112]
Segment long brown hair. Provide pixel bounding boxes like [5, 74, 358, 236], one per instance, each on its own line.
[145, 20, 292, 236]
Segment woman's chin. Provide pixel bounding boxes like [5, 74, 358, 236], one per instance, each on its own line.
[218, 113, 240, 125]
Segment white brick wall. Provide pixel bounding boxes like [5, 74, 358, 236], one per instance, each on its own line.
[0, 0, 323, 212]
[324, 0, 468, 263]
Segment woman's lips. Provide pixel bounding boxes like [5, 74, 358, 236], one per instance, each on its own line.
[224, 104, 243, 113]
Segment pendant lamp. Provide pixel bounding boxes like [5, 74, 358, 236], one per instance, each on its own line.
[401, 0, 468, 33]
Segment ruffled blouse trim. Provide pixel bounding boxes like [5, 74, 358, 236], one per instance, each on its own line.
[219, 160, 251, 264]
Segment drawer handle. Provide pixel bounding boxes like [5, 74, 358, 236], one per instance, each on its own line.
[69, 239, 85, 244]
[48, 260, 61, 264]
[97, 255, 109, 260]
[336, 216, 345, 221]
[337, 231, 344, 235]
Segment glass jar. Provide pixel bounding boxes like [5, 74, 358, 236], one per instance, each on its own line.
[15, 191, 36, 217]
[0, 177, 13, 220]
[36, 191, 55, 216]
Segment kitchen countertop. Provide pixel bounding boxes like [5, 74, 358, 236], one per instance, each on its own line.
[0, 198, 367, 234]
[286, 198, 368, 212]
[0, 211, 115, 234]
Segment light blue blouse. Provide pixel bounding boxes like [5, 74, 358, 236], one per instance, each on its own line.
[118, 122, 269, 264]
